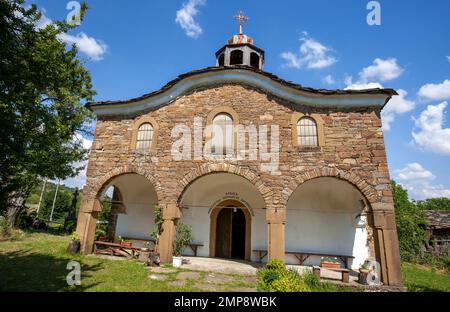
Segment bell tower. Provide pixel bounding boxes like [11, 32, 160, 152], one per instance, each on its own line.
[215, 11, 265, 70]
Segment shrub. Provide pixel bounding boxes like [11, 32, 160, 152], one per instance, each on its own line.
[173, 222, 193, 257]
[302, 270, 320, 289]
[0, 214, 12, 238]
[257, 260, 311, 292]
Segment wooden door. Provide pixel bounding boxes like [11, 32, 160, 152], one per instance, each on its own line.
[215, 208, 232, 258]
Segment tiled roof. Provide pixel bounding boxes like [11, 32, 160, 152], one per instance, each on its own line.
[86, 65, 397, 108]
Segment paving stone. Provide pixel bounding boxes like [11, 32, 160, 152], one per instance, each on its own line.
[177, 271, 202, 280]
[149, 274, 169, 281]
[149, 267, 177, 274]
[168, 280, 186, 287]
[204, 273, 235, 285]
[243, 276, 257, 284]
[195, 283, 224, 292]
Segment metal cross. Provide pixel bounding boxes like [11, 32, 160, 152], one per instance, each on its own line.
[233, 11, 249, 34]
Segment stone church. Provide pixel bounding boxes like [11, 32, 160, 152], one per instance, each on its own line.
[76, 16, 403, 286]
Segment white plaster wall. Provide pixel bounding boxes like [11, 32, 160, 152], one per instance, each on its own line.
[180, 172, 267, 260]
[107, 174, 157, 241]
[286, 177, 369, 269]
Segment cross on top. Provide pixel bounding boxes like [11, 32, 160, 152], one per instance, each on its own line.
[233, 11, 249, 34]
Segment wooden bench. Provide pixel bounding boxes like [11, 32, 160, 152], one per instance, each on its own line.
[93, 241, 143, 259]
[313, 266, 350, 283]
[122, 237, 204, 257]
[252, 249, 354, 269]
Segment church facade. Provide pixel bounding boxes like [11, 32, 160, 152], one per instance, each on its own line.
[76, 26, 403, 286]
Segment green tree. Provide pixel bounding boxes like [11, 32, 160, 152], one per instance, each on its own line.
[391, 181, 426, 261]
[0, 0, 95, 224]
[40, 190, 72, 222]
[415, 198, 450, 212]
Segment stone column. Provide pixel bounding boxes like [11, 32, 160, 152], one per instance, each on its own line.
[266, 206, 286, 262]
[76, 197, 102, 253]
[371, 204, 403, 286]
[158, 203, 181, 263]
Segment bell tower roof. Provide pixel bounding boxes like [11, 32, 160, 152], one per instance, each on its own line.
[215, 11, 265, 70]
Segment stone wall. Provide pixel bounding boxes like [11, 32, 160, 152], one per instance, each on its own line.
[84, 84, 393, 208]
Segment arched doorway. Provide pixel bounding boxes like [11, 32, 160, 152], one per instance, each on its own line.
[212, 200, 250, 260]
[178, 171, 265, 261]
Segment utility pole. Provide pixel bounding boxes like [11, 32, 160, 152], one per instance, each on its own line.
[36, 179, 47, 216]
[50, 180, 60, 221]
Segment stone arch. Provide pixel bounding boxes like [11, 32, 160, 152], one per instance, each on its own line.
[177, 163, 272, 207]
[87, 165, 163, 205]
[282, 167, 380, 208]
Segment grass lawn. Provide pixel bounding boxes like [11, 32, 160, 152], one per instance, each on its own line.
[0, 231, 256, 292]
[402, 262, 450, 292]
[1, 231, 449, 292]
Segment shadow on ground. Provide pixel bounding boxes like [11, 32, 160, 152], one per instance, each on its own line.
[0, 250, 103, 291]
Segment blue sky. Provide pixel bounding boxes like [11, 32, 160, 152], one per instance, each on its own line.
[30, 0, 450, 200]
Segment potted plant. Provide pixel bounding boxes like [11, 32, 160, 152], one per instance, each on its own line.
[95, 228, 107, 241]
[138, 241, 152, 263]
[67, 232, 80, 253]
[358, 260, 371, 284]
[320, 257, 341, 269]
[172, 222, 193, 268]
[118, 236, 132, 247]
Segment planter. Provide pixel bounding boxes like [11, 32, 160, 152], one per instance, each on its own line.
[138, 249, 151, 263]
[172, 256, 182, 268]
[320, 261, 341, 269]
[67, 240, 80, 253]
[97, 236, 107, 242]
[358, 269, 370, 284]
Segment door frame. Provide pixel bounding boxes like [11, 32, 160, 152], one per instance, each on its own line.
[209, 199, 252, 261]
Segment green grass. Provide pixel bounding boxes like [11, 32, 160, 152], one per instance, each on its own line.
[0, 231, 203, 291]
[2, 231, 449, 292]
[402, 262, 450, 292]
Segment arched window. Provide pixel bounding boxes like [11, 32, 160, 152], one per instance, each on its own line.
[212, 113, 233, 154]
[136, 123, 153, 151]
[218, 53, 225, 66]
[230, 50, 243, 65]
[297, 117, 318, 146]
[250, 52, 260, 68]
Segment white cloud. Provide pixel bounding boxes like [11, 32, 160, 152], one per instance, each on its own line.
[63, 134, 93, 189]
[344, 77, 415, 131]
[344, 78, 383, 90]
[175, 0, 206, 39]
[418, 79, 450, 101]
[395, 163, 450, 199]
[58, 32, 107, 61]
[281, 32, 336, 69]
[322, 75, 335, 85]
[30, 9, 107, 61]
[359, 58, 403, 82]
[447, 56, 450, 63]
[412, 101, 450, 155]
[381, 89, 416, 131]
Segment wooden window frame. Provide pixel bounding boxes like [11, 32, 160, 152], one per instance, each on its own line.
[291, 112, 324, 150]
[130, 116, 159, 153]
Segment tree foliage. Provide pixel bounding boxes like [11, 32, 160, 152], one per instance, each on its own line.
[391, 181, 427, 262]
[415, 198, 450, 212]
[0, 0, 95, 214]
[40, 189, 72, 222]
